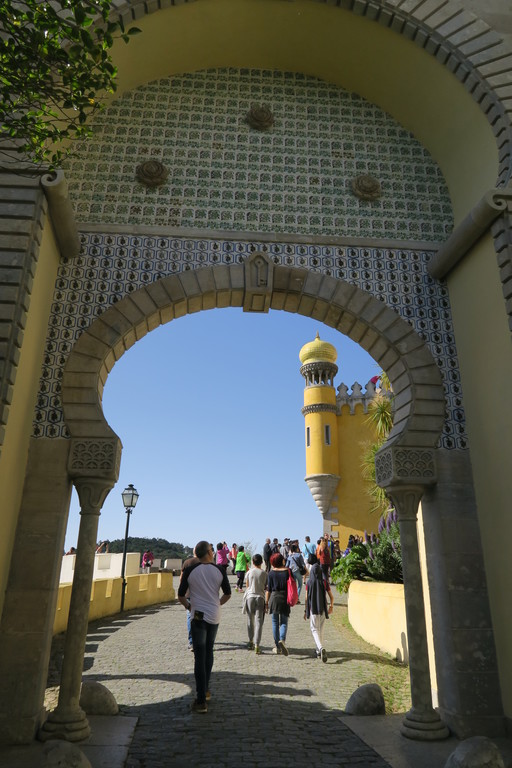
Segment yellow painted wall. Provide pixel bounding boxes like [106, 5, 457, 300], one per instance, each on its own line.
[53, 573, 176, 635]
[348, 580, 408, 662]
[446, 232, 512, 717]
[110, 0, 497, 222]
[304, 385, 339, 476]
[0, 219, 61, 619]
[334, 404, 380, 548]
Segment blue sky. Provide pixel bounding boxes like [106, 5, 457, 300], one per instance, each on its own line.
[64, 308, 377, 555]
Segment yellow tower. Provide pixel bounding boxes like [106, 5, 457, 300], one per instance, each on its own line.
[299, 333, 340, 530]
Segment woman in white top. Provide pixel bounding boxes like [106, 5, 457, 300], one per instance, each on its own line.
[244, 554, 267, 654]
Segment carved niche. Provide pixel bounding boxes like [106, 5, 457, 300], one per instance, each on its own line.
[243, 251, 274, 313]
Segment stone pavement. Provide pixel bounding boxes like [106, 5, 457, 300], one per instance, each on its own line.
[5, 575, 512, 768]
[80, 575, 431, 768]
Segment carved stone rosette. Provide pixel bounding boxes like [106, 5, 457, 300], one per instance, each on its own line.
[246, 104, 274, 131]
[375, 446, 437, 489]
[351, 174, 382, 201]
[135, 160, 169, 187]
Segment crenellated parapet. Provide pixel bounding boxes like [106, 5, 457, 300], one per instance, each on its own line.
[336, 380, 392, 416]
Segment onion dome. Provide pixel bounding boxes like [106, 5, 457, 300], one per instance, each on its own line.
[299, 332, 337, 365]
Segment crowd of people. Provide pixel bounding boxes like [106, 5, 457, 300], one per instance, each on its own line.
[178, 534, 338, 714]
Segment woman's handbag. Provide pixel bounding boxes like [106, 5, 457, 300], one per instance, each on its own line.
[286, 569, 299, 606]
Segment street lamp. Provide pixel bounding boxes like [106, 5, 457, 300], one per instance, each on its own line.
[120, 483, 139, 612]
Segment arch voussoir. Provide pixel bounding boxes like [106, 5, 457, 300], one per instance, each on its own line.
[62, 264, 445, 462]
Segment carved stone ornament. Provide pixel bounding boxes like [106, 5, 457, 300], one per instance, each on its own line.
[243, 251, 273, 312]
[375, 446, 437, 488]
[352, 174, 382, 201]
[68, 437, 122, 481]
[246, 104, 274, 131]
[135, 160, 169, 187]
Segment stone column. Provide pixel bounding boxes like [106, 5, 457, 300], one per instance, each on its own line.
[39, 477, 114, 742]
[376, 446, 449, 741]
[388, 484, 449, 740]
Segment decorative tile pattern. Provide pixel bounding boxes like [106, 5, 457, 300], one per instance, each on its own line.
[33, 233, 467, 451]
[63, 68, 453, 241]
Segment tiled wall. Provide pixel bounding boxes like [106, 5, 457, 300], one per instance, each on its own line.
[63, 68, 453, 241]
[34, 234, 465, 450]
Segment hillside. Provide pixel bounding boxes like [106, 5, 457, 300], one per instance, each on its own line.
[106, 537, 193, 563]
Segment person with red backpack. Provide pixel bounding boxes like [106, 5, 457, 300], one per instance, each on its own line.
[265, 552, 292, 656]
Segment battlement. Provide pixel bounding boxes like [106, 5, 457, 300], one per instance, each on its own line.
[336, 381, 392, 415]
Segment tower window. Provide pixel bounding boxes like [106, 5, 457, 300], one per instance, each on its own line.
[306, 426, 310, 447]
[325, 425, 331, 445]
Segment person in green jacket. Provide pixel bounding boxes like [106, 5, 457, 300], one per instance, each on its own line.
[235, 545, 250, 591]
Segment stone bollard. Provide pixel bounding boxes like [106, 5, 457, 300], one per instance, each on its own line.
[444, 736, 505, 768]
[43, 740, 92, 767]
[344, 683, 386, 716]
[79, 681, 119, 715]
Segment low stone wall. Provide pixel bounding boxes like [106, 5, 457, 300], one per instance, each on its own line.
[348, 580, 408, 662]
[54, 572, 175, 635]
[60, 552, 142, 583]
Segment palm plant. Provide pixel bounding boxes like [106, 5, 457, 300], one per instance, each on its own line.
[361, 374, 393, 517]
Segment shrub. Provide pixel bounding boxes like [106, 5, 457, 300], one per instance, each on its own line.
[331, 511, 402, 593]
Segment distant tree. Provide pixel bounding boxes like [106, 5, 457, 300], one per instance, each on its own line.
[107, 537, 193, 564]
[0, 0, 139, 170]
[238, 540, 256, 558]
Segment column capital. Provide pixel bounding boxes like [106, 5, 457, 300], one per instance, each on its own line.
[73, 476, 115, 516]
[375, 445, 437, 490]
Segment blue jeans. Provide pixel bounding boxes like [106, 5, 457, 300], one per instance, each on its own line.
[190, 618, 218, 703]
[187, 609, 192, 646]
[271, 613, 289, 646]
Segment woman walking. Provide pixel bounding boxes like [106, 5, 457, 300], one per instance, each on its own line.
[229, 543, 238, 575]
[304, 554, 334, 662]
[265, 552, 291, 656]
[243, 554, 267, 654]
[317, 537, 331, 584]
[286, 543, 307, 601]
[235, 545, 250, 591]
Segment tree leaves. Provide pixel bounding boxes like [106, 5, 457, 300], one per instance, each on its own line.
[0, 0, 140, 170]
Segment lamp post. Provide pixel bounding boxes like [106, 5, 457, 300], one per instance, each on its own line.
[120, 483, 139, 612]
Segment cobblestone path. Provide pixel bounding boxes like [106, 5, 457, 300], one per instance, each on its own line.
[74, 577, 410, 768]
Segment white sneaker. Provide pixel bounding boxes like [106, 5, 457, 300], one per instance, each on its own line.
[278, 640, 289, 657]
[272, 646, 281, 654]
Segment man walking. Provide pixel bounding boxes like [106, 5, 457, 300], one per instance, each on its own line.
[178, 540, 231, 713]
[303, 536, 316, 561]
[263, 537, 272, 571]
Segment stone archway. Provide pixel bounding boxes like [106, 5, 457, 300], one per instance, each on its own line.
[0, 0, 509, 747]
[38, 258, 451, 741]
[62, 262, 445, 446]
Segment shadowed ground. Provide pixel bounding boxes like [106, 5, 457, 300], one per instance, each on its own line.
[46, 575, 410, 767]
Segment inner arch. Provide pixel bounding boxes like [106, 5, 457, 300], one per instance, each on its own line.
[62, 265, 445, 455]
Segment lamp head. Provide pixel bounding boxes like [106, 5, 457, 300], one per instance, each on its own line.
[121, 484, 139, 511]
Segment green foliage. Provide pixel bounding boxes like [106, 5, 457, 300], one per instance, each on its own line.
[0, 0, 140, 168]
[331, 512, 402, 593]
[360, 439, 390, 517]
[107, 537, 193, 564]
[361, 383, 394, 517]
